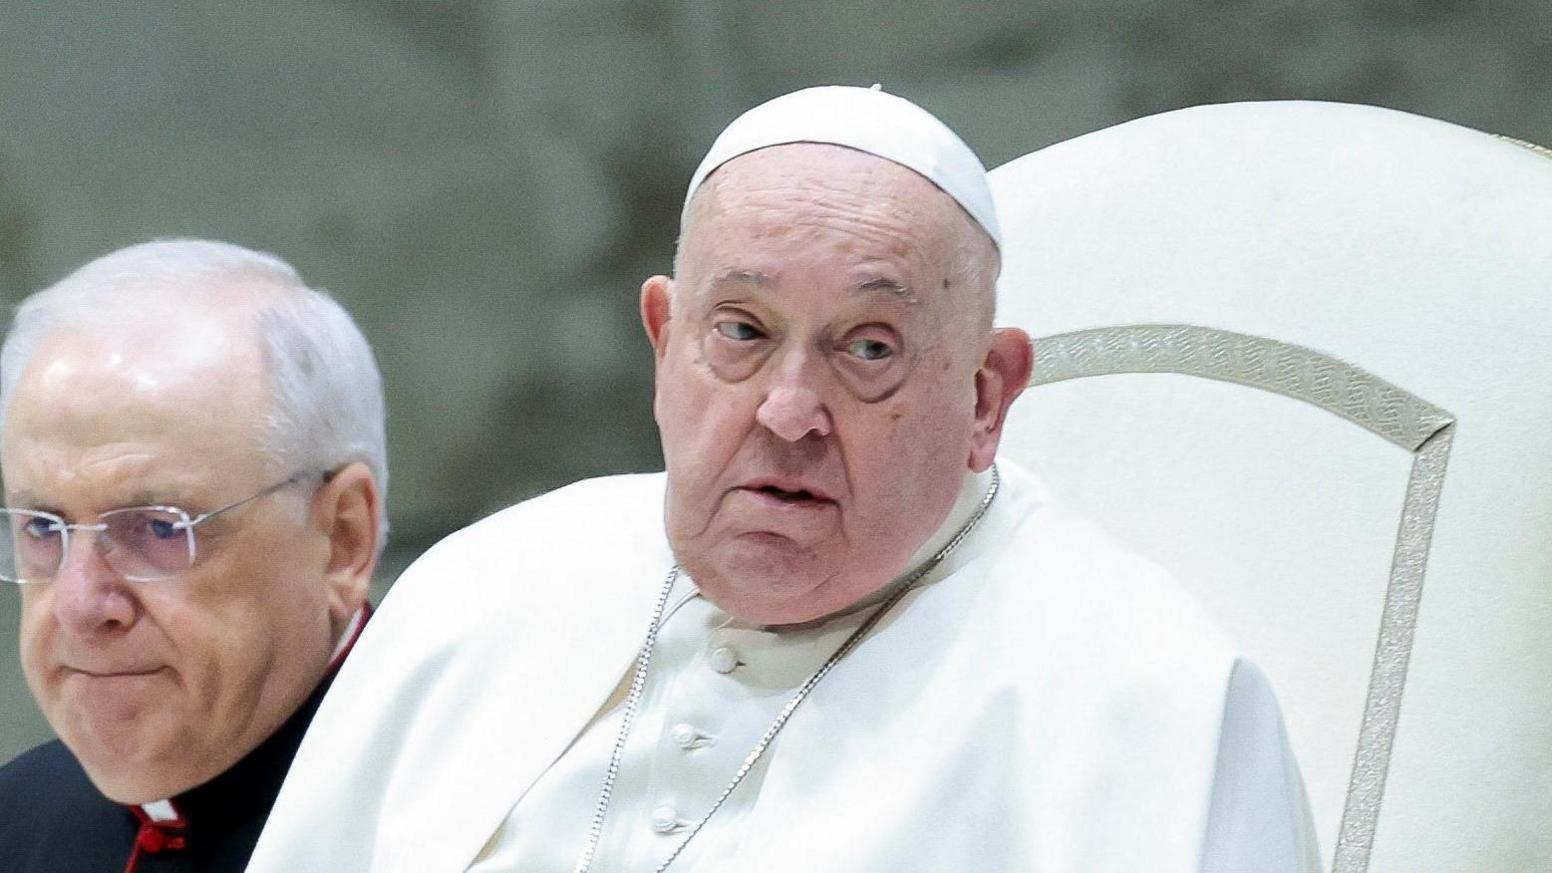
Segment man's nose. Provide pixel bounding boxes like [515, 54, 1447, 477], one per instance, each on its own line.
[756, 355, 833, 442]
[51, 530, 136, 636]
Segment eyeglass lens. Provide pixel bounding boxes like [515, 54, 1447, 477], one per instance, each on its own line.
[0, 508, 196, 584]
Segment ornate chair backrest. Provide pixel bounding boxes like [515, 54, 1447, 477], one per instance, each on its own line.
[991, 101, 1552, 873]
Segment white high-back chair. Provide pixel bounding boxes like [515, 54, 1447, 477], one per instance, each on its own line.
[992, 102, 1551, 873]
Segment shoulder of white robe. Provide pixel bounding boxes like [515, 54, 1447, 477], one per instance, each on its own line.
[248, 472, 672, 872]
[1199, 658, 1323, 873]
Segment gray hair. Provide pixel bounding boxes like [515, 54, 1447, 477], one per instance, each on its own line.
[0, 239, 390, 549]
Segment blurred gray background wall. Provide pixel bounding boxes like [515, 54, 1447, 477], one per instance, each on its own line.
[1, 0, 1548, 763]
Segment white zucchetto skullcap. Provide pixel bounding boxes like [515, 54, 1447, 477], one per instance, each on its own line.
[683, 85, 1001, 248]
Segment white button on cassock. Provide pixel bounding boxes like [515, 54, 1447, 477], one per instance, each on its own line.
[650, 805, 682, 835]
[707, 645, 739, 674]
[670, 722, 699, 748]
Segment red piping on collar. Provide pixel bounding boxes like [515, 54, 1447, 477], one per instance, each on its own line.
[123, 802, 188, 873]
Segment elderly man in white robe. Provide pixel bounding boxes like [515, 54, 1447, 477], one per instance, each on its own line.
[250, 86, 1320, 872]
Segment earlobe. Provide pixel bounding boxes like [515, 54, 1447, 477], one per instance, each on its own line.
[640, 276, 674, 361]
[968, 328, 1034, 471]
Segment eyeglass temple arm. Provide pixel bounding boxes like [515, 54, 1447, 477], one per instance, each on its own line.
[183, 468, 339, 529]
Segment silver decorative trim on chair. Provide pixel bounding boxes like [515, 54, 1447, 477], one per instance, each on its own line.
[1332, 423, 1452, 873]
[1496, 134, 1552, 161]
[1032, 325, 1451, 451]
[1030, 324, 1456, 873]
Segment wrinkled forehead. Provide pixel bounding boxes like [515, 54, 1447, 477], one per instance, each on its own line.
[678, 145, 995, 311]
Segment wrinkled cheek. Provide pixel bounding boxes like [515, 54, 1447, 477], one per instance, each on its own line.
[654, 356, 704, 424]
[661, 388, 753, 466]
[655, 394, 701, 462]
[20, 657, 50, 707]
[18, 583, 49, 610]
[27, 672, 62, 726]
[657, 370, 765, 539]
[863, 415, 956, 505]
[16, 612, 54, 700]
[663, 475, 717, 545]
[847, 411, 915, 472]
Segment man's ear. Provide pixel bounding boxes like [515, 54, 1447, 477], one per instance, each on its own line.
[641, 275, 674, 363]
[968, 327, 1034, 472]
[313, 461, 380, 639]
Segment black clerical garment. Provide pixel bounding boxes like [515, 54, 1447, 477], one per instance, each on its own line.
[0, 673, 333, 873]
[0, 602, 370, 873]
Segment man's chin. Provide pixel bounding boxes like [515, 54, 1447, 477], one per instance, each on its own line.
[686, 538, 829, 622]
[59, 717, 190, 802]
[691, 541, 901, 625]
[74, 745, 187, 805]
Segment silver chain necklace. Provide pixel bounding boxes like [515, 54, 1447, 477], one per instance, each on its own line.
[572, 465, 1000, 873]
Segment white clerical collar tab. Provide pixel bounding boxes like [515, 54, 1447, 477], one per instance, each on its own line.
[139, 799, 181, 823]
[683, 85, 1000, 248]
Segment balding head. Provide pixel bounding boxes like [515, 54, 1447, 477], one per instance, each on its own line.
[1, 239, 388, 539]
[2, 240, 302, 413]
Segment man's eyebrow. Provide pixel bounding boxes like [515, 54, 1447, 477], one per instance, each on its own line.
[704, 270, 916, 303]
[3, 488, 194, 512]
[120, 490, 188, 508]
[856, 277, 917, 303]
[709, 269, 774, 290]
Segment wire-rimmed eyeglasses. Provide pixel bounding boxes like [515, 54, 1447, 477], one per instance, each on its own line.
[0, 469, 334, 585]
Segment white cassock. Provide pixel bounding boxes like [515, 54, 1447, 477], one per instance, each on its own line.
[249, 458, 1319, 872]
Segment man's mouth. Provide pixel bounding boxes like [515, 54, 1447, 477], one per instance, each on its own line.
[757, 485, 819, 503]
[740, 480, 836, 504]
[65, 666, 165, 679]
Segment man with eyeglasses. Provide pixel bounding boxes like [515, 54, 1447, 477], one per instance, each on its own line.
[0, 239, 386, 872]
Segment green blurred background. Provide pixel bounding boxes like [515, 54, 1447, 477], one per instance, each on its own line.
[2, 0, 1548, 762]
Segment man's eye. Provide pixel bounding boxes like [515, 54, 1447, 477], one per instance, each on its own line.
[147, 517, 182, 540]
[21, 517, 60, 540]
[846, 338, 894, 361]
[714, 320, 763, 341]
